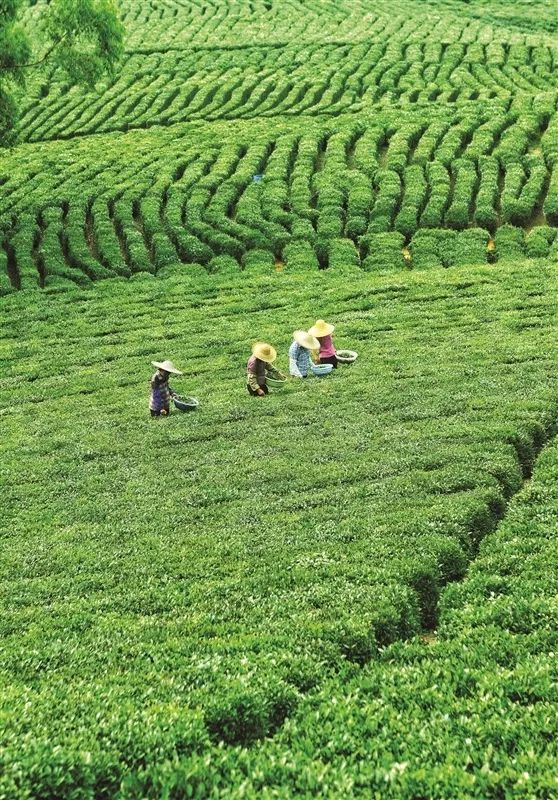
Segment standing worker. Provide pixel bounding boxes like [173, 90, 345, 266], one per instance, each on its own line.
[308, 319, 338, 368]
[149, 359, 182, 416]
[289, 330, 319, 378]
[247, 342, 285, 396]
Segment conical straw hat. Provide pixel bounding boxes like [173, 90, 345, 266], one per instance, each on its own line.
[293, 330, 320, 351]
[252, 342, 277, 363]
[308, 319, 335, 337]
[151, 360, 183, 375]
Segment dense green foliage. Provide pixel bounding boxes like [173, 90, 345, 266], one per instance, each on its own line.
[209, 431, 558, 799]
[1, 261, 558, 796]
[2, 1, 558, 797]
[0, 0, 31, 145]
[2, 104, 558, 292]
[2, 0, 558, 288]
[0, 0, 123, 145]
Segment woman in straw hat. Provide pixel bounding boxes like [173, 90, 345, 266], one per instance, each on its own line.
[308, 319, 338, 368]
[149, 359, 182, 416]
[247, 342, 286, 396]
[289, 330, 320, 378]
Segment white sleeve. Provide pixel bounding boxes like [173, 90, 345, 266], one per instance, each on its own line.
[289, 355, 303, 377]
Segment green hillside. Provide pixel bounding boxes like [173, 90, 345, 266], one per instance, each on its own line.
[4, 0, 558, 291]
[1, 1, 558, 798]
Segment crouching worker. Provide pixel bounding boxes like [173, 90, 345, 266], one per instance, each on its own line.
[308, 319, 338, 368]
[247, 342, 285, 396]
[289, 330, 319, 378]
[150, 360, 182, 416]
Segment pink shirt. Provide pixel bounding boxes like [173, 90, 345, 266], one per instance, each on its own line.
[318, 334, 336, 358]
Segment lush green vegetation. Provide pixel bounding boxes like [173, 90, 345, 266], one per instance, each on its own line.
[0, 0, 123, 145]
[2, 1, 558, 797]
[2, 0, 558, 291]
[3, 104, 558, 292]
[1, 261, 558, 796]
[212, 420, 558, 799]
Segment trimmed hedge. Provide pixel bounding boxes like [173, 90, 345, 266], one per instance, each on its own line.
[361, 231, 406, 271]
[494, 224, 525, 262]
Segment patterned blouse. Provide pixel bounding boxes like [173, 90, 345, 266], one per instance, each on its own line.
[150, 371, 174, 412]
[289, 341, 313, 377]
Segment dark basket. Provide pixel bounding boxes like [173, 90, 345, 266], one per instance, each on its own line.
[173, 395, 199, 412]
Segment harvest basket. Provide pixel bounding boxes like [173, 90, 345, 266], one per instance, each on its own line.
[173, 395, 199, 412]
[311, 363, 334, 377]
[336, 349, 358, 364]
[267, 377, 287, 388]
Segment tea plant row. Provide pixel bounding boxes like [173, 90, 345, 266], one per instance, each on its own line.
[162, 421, 558, 799]
[20, 0, 550, 71]
[5, 107, 558, 293]
[17, 39, 558, 143]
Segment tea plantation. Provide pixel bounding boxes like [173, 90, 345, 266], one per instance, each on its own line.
[2, 1, 558, 798]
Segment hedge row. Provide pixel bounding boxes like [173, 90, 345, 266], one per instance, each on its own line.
[222, 432, 558, 799]
[1, 108, 558, 290]
[22, 35, 547, 142]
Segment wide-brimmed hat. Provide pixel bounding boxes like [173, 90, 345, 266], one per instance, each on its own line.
[252, 342, 277, 363]
[151, 360, 183, 375]
[308, 319, 335, 338]
[293, 330, 320, 351]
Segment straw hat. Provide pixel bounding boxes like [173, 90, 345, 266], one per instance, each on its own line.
[293, 330, 320, 351]
[308, 319, 335, 338]
[151, 360, 183, 375]
[252, 342, 277, 363]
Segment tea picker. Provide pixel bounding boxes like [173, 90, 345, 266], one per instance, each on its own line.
[148, 359, 188, 417]
[247, 342, 286, 396]
[308, 319, 338, 368]
[149, 360, 199, 416]
[289, 330, 320, 378]
[308, 319, 358, 366]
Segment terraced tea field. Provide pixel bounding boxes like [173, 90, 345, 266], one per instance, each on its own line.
[5, 0, 558, 292]
[2, 1, 558, 798]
